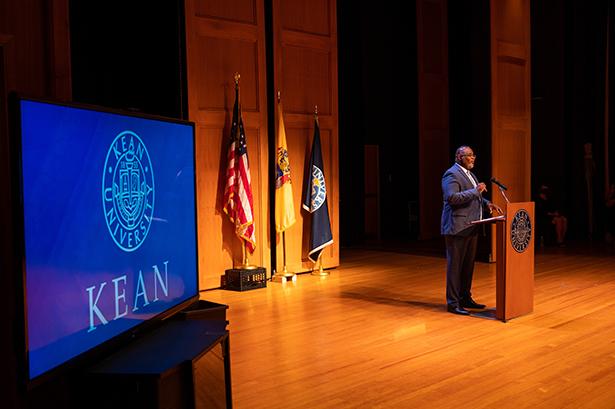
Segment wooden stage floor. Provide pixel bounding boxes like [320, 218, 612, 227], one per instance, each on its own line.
[201, 244, 615, 409]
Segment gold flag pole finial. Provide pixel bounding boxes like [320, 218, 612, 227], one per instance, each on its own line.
[234, 73, 241, 107]
[277, 90, 281, 103]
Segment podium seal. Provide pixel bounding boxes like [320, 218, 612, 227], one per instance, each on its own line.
[511, 209, 531, 253]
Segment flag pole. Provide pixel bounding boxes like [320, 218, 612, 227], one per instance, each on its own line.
[272, 91, 297, 283]
[272, 231, 296, 282]
[232, 72, 257, 270]
[282, 231, 287, 273]
[240, 241, 258, 270]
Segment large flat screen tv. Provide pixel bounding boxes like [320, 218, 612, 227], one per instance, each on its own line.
[15, 97, 199, 384]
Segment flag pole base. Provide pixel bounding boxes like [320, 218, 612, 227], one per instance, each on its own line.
[271, 272, 297, 283]
[235, 263, 259, 270]
[272, 265, 296, 283]
[311, 261, 329, 276]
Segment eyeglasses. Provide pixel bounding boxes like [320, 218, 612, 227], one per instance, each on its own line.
[461, 154, 476, 158]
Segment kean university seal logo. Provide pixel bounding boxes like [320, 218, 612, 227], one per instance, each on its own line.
[102, 131, 154, 252]
[309, 165, 327, 212]
[510, 209, 532, 253]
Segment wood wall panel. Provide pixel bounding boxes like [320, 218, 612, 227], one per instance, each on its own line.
[421, 1, 444, 73]
[48, 0, 72, 101]
[1, 1, 72, 405]
[423, 75, 448, 129]
[186, 0, 270, 289]
[194, 36, 259, 111]
[490, 0, 531, 261]
[496, 53, 527, 116]
[490, 0, 531, 205]
[492, 0, 526, 44]
[280, 0, 330, 36]
[416, 0, 449, 239]
[282, 45, 331, 115]
[0, 0, 71, 100]
[195, 0, 256, 24]
[495, 129, 529, 201]
[273, 0, 338, 273]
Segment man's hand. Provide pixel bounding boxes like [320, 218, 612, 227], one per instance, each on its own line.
[476, 183, 487, 193]
[488, 202, 503, 215]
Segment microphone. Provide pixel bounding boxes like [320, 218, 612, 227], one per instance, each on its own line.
[490, 177, 508, 191]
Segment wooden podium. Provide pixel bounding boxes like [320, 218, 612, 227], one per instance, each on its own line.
[473, 202, 534, 322]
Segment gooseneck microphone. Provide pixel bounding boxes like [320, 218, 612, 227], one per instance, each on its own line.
[490, 177, 508, 191]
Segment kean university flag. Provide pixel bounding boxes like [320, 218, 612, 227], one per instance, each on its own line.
[302, 118, 333, 262]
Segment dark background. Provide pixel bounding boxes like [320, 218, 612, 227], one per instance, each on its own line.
[336, 0, 614, 247]
[70, 0, 187, 120]
[69, 0, 615, 248]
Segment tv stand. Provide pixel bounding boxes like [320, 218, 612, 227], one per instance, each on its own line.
[79, 317, 232, 408]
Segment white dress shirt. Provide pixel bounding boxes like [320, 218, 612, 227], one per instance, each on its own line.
[455, 163, 482, 219]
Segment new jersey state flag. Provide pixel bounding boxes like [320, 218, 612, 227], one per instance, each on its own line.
[302, 118, 333, 262]
[275, 101, 296, 233]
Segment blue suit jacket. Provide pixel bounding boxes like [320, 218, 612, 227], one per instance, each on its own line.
[440, 164, 490, 236]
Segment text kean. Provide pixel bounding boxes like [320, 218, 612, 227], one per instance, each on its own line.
[86, 261, 170, 332]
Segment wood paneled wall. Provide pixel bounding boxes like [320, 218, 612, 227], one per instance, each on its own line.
[490, 0, 531, 203]
[416, 0, 449, 239]
[185, 0, 338, 285]
[1, 1, 71, 406]
[272, 0, 339, 273]
[490, 0, 531, 261]
[185, 0, 270, 289]
[0, 0, 71, 100]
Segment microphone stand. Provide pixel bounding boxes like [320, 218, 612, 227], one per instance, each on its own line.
[498, 185, 510, 204]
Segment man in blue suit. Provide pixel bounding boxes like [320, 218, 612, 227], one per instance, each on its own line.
[441, 146, 502, 315]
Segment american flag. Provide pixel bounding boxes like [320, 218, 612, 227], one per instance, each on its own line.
[223, 84, 256, 253]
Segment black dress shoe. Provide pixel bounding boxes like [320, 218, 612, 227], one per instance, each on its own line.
[447, 305, 470, 315]
[461, 299, 486, 309]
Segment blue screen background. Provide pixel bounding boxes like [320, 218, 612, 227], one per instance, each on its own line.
[20, 100, 199, 380]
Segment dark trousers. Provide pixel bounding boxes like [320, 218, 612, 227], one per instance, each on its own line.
[445, 233, 478, 307]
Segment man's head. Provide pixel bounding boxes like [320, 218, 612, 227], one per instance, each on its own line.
[455, 146, 476, 170]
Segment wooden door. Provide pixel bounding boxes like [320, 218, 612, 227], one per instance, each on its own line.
[184, 0, 270, 288]
[272, 0, 339, 272]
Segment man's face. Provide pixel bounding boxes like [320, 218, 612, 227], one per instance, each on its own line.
[457, 147, 476, 170]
